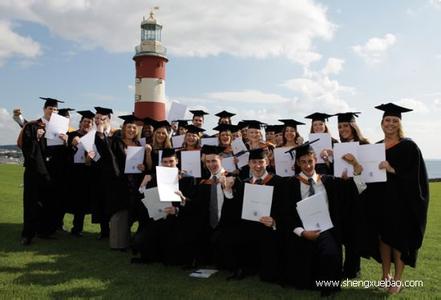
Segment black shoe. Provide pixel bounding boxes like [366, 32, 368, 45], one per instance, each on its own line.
[96, 233, 109, 240]
[131, 257, 150, 264]
[71, 231, 83, 237]
[21, 237, 32, 246]
[226, 269, 245, 281]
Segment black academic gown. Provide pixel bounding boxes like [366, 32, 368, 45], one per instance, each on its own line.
[20, 119, 52, 238]
[90, 131, 119, 225]
[218, 174, 285, 282]
[364, 138, 429, 267]
[279, 175, 360, 291]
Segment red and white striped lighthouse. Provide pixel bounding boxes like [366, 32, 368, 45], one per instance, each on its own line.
[133, 8, 168, 120]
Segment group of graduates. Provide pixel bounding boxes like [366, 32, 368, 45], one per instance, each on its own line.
[16, 97, 429, 296]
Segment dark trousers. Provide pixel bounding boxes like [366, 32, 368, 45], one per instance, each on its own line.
[343, 243, 361, 277]
[72, 213, 85, 233]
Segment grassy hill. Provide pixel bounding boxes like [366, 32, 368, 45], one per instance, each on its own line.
[0, 164, 440, 299]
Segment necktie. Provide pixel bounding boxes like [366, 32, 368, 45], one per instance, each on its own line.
[308, 177, 315, 196]
[254, 178, 263, 185]
[209, 176, 219, 228]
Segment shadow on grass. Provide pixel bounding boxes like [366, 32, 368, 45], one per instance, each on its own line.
[0, 223, 388, 299]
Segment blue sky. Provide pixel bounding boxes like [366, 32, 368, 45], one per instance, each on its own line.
[0, 0, 440, 158]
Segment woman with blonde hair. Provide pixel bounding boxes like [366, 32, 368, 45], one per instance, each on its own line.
[145, 120, 172, 172]
[366, 103, 429, 294]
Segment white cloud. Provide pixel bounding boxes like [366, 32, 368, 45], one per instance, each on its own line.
[0, 0, 335, 65]
[352, 34, 397, 64]
[430, 0, 441, 9]
[0, 108, 21, 145]
[433, 99, 441, 111]
[206, 90, 290, 104]
[0, 20, 42, 66]
[281, 57, 353, 114]
[396, 98, 429, 113]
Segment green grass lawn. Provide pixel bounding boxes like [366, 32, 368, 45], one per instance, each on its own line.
[0, 164, 440, 299]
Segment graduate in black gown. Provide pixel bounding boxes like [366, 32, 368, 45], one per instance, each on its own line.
[18, 97, 65, 245]
[189, 110, 210, 138]
[219, 148, 285, 282]
[90, 106, 119, 240]
[66, 110, 95, 236]
[304, 112, 338, 175]
[131, 148, 198, 265]
[279, 141, 366, 297]
[365, 103, 429, 295]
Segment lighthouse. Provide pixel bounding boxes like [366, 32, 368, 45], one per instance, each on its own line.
[133, 8, 168, 120]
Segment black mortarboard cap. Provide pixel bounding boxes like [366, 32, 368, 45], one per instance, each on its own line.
[77, 110, 95, 120]
[244, 120, 265, 130]
[190, 110, 209, 117]
[304, 112, 333, 122]
[94, 106, 113, 116]
[161, 148, 176, 158]
[335, 112, 360, 123]
[58, 108, 75, 117]
[249, 148, 267, 160]
[215, 110, 236, 118]
[174, 119, 190, 127]
[118, 114, 141, 124]
[143, 117, 156, 126]
[40, 97, 64, 108]
[375, 103, 412, 119]
[201, 145, 225, 155]
[213, 124, 236, 132]
[278, 119, 305, 128]
[153, 120, 171, 130]
[285, 139, 319, 160]
[237, 121, 248, 129]
[185, 124, 206, 134]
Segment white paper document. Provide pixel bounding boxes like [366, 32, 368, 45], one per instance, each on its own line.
[46, 136, 64, 146]
[273, 147, 295, 177]
[171, 135, 185, 149]
[201, 137, 218, 146]
[231, 138, 248, 155]
[138, 137, 146, 147]
[79, 130, 96, 152]
[241, 183, 273, 222]
[181, 150, 201, 178]
[124, 146, 145, 174]
[73, 143, 86, 164]
[358, 143, 386, 183]
[189, 269, 218, 279]
[45, 113, 69, 141]
[141, 187, 172, 221]
[156, 166, 181, 202]
[309, 133, 332, 164]
[236, 152, 250, 169]
[296, 192, 334, 232]
[333, 142, 359, 177]
[222, 156, 237, 172]
[167, 101, 187, 123]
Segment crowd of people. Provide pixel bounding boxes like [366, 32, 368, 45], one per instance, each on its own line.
[15, 97, 429, 296]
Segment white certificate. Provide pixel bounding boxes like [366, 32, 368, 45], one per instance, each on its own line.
[231, 138, 248, 155]
[358, 143, 386, 183]
[274, 147, 295, 177]
[74, 143, 86, 164]
[79, 129, 96, 152]
[181, 150, 201, 178]
[46, 136, 64, 146]
[45, 113, 69, 141]
[138, 137, 146, 147]
[124, 146, 145, 174]
[296, 192, 334, 232]
[167, 101, 187, 123]
[333, 142, 359, 177]
[222, 156, 237, 172]
[156, 166, 181, 202]
[309, 133, 332, 164]
[141, 187, 172, 221]
[171, 135, 185, 149]
[236, 152, 250, 169]
[241, 183, 273, 222]
[201, 137, 218, 146]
